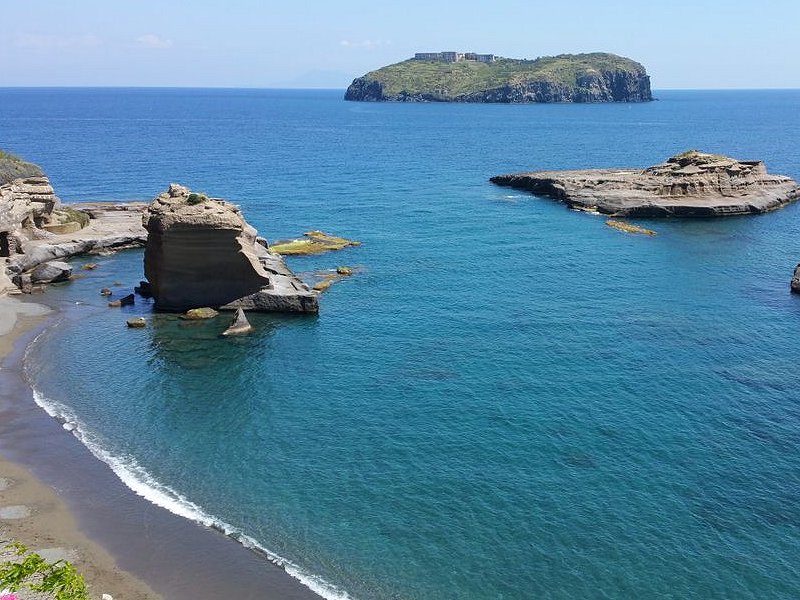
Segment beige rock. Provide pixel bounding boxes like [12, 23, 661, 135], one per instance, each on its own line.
[143, 184, 318, 313]
[491, 150, 800, 217]
[181, 307, 219, 320]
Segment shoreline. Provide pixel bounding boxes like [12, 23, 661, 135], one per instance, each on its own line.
[0, 295, 323, 600]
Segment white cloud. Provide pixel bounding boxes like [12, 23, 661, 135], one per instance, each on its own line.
[13, 33, 102, 50]
[135, 34, 173, 49]
[339, 39, 391, 49]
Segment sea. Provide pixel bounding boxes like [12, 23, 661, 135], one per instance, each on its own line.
[2, 87, 800, 599]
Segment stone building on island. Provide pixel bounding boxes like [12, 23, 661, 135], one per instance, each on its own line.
[413, 51, 495, 63]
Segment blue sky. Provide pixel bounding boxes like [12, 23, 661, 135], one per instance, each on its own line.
[3, 0, 799, 89]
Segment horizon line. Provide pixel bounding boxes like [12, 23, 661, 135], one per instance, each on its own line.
[1, 85, 800, 92]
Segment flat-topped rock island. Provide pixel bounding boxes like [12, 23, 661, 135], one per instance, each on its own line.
[491, 151, 800, 217]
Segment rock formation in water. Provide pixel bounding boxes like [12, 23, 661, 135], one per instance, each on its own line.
[345, 52, 652, 103]
[491, 151, 800, 217]
[791, 264, 800, 294]
[143, 184, 318, 313]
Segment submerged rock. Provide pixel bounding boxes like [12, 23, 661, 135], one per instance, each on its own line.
[222, 308, 253, 336]
[269, 231, 361, 256]
[143, 184, 318, 313]
[491, 150, 800, 217]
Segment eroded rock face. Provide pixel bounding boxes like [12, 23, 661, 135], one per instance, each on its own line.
[491, 151, 800, 217]
[143, 184, 318, 313]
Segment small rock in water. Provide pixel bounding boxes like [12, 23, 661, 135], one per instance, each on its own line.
[109, 293, 135, 307]
[100, 288, 112, 296]
[181, 307, 219, 320]
[81, 263, 98, 270]
[791, 263, 800, 294]
[126, 317, 147, 328]
[336, 266, 353, 275]
[222, 308, 253, 336]
[134, 280, 152, 297]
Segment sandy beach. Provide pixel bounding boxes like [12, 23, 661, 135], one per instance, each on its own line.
[0, 297, 161, 599]
[0, 294, 321, 600]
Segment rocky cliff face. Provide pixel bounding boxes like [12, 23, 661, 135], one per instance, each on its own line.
[143, 184, 318, 313]
[491, 151, 800, 217]
[0, 153, 63, 261]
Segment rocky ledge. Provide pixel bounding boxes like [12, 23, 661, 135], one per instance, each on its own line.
[1, 151, 148, 291]
[490, 151, 800, 217]
[143, 184, 318, 313]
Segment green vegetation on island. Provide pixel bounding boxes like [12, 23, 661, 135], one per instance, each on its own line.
[345, 52, 652, 103]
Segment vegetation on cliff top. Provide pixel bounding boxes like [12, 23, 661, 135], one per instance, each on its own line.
[0, 150, 44, 185]
[355, 53, 648, 98]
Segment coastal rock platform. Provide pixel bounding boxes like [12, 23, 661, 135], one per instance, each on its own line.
[491, 151, 800, 217]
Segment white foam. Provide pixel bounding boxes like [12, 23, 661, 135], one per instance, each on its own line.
[28, 386, 355, 600]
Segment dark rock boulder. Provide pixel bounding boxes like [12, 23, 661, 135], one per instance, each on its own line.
[792, 264, 800, 294]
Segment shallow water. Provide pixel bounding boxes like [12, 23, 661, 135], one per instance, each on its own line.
[4, 88, 800, 598]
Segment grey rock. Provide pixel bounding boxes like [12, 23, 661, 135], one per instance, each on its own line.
[31, 260, 72, 283]
[126, 317, 147, 328]
[791, 264, 800, 294]
[491, 151, 800, 217]
[222, 308, 253, 336]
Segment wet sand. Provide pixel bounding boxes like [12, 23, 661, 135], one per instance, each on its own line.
[0, 296, 322, 600]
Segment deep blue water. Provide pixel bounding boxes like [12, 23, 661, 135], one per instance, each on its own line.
[3, 88, 800, 599]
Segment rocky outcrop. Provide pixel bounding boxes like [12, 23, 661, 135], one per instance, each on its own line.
[1, 152, 149, 292]
[490, 151, 800, 217]
[345, 52, 652, 103]
[792, 264, 800, 294]
[30, 261, 72, 283]
[143, 184, 318, 313]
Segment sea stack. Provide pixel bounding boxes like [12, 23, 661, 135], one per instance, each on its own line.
[491, 151, 800, 217]
[143, 184, 318, 313]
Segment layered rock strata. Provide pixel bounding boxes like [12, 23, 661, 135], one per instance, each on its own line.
[490, 151, 800, 217]
[1, 152, 149, 291]
[143, 184, 318, 313]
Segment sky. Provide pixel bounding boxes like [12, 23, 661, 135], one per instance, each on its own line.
[2, 0, 799, 89]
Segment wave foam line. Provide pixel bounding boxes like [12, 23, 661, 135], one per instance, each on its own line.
[30, 388, 354, 600]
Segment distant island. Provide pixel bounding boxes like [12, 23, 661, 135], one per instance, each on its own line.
[344, 51, 652, 103]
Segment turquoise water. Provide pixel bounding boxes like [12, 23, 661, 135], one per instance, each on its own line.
[4, 88, 800, 598]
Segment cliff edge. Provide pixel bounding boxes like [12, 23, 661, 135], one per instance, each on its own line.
[491, 151, 800, 217]
[345, 52, 652, 103]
